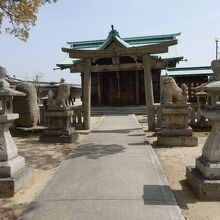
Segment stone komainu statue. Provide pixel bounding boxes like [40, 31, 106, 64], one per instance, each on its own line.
[163, 76, 188, 104]
[47, 79, 71, 108]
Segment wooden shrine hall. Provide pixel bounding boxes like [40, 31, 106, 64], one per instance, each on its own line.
[57, 26, 183, 130]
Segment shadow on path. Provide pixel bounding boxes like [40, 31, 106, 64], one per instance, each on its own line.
[66, 143, 126, 160]
[172, 180, 200, 210]
[142, 185, 177, 206]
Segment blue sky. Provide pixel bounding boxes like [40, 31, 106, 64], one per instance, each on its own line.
[1, 0, 220, 84]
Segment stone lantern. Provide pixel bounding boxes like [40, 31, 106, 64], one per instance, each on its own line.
[0, 67, 32, 197]
[187, 59, 220, 200]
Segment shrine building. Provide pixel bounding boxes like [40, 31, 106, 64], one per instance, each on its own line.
[57, 26, 183, 106]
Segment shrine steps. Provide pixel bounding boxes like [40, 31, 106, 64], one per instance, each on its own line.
[91, 105, 147, 115]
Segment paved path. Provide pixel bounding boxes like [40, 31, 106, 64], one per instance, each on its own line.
[19, 115, 184, 220]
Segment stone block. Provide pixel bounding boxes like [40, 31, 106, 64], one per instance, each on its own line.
[162, 107, 191, 115]
[47, 106, 71, 111]
[0, 114, 19, 123]
[0, 167, 32, 198]
[43, 128, 75, 136]
[160, 127, 193, 137]
[40, 131, 79, 143]
[157, 135, 198, 147]
[161, 107, 191, 129]
[0, 156, 25, 178]
[186, 166, 220, 200]
[47, 117, 72, 130]
[196, 156, 220, 180]
[45, 110, 73, 117]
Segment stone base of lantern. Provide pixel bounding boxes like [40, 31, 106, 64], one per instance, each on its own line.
[0, 156, 25, 178]
[186, 166, 220, 200]
[196, 156, 220, 180]
[40, 128, 79, 143]
[0, 167, 32, 198]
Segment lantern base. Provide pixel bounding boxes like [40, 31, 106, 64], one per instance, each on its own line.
[196, 156, 220, 180]
[186, 166, 220, 200]
[0, 166, 32, 198]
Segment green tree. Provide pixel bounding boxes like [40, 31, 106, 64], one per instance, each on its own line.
[0, 0, 57, 41]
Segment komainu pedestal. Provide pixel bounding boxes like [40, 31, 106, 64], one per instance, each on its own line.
[40, 107, 79, 143]
[157, 105, 198, 146]
[157, 76, 198, 147]
[40, 79, 79, 143]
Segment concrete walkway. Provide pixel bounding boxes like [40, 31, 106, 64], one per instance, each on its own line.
[19, 115, 184, 220]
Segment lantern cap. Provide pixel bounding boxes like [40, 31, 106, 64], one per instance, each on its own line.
[0, 66, 25, 96]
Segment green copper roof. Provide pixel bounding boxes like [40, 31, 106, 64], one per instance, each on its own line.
[67, 31, 181, 50]
[57, 57, 79, 68]
[167, 66, 212, 76]
[98, 35, 131, 50]
[57, 26, 182, 68]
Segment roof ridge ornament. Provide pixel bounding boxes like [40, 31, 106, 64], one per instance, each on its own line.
[108, 25, 120, 38]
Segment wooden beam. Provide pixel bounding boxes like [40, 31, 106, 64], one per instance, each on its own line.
[91, 63, 143, 72]
[70, 60, 170, 73]
[71, 63, 143, 73]
[62, 40, 177, 59]
[70, 66, 83, 73]
[151, 60, 168, 69]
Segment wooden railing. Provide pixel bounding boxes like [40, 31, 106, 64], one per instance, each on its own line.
[70, 105, 84, 129]
[188, 103, 210, 128]
[38, 105, 45, 126]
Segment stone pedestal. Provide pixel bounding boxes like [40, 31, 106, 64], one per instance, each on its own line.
[40, 107, 79, 143]
[0, 114, 32, 197]
[187, 110, 220, 199]
[157, 105, 198, 147]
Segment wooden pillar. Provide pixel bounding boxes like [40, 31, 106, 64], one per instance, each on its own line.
[81, 73, 84, 102]
[143, 54, 155, 131]
[83, 58, 91, 129]
[97, 72, 101, 105]
[135, 70, 140, 105]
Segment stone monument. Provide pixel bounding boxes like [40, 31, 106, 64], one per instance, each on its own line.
[40, 78, 79, 143]
[187, 59, 220, 200]
[13, 82, 39, 127]
[157, 76, 198, 146]
[0, 66, 32, 197]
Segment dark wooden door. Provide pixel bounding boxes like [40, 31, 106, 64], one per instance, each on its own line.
[120, 72, 136, 105]
[105, 72, 136, 105]
[106, 73, 119, 105]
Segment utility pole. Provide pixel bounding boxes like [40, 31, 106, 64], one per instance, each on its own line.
[215, 38, 219, 59]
